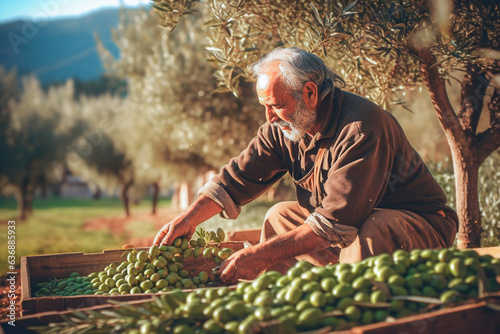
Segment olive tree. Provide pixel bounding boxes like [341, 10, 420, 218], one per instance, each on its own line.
[69, 94, 137, 217]
[0, 75, 83, 219]
[96, 8, 263, 210]
[0, 67, 18, 180]
[152, 0, 499, 248]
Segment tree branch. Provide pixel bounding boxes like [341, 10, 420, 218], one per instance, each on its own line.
[411, 46, 466, 146]
[458, 63, 488, 135]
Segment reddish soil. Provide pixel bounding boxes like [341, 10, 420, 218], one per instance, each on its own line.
[83, 207, 182, 246]
[0, 271, 21, 325]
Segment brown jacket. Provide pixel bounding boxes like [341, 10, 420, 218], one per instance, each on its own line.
[200, 88, 458, 247]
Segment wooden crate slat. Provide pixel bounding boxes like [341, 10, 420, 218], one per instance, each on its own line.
[473, 247, 500, 258]
[21, 242, 244, 315]
[226, 228, 262, 245]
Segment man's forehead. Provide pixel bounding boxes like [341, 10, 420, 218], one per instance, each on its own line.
[256, 74, 271, 91]
[256, 61, 282, 87]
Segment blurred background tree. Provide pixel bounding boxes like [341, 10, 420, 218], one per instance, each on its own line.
[0, 67, 18, 182]
[68, 93, 137, 217]
[96, 8, 264, 210]
[152, 0, 500, 248]
[0, 75, 84, 219]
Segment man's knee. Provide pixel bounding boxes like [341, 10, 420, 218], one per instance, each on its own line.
[263, 202, 292, 224]
[358, 210, 392, 241]
[358, 209, 444, 253]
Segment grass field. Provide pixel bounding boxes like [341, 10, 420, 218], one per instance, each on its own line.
[0, 197, 170, 275]
[0, 196, 273, 276]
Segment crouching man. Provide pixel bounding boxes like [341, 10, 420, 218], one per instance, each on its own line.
[154, 47, 457, 283]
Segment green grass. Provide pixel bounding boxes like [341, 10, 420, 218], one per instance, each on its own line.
[0, 196, 171, 276]
[198, 200, 274, 233]
[124, 220, 159, 239]
[0, 196, 273, 276]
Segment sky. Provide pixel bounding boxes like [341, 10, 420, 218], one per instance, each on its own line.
[0, 0, 146, 24]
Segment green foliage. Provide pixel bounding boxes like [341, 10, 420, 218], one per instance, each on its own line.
[96, 7, 264, 186]
[0, 73, 84, 217]
[430, 152, 500, 247]
[0, 66, 137, 217]
[478, 154, 500, 246]
[153, 0, 499, 109]
[68, 94, 135, 197]
[49, 75, 127, 98]
[151, 0, 499, 247]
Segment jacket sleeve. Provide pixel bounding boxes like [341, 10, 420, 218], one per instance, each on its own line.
[305, 132, 394, 247]
[199, 124, 288, 219]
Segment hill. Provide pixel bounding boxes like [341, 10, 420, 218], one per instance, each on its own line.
[0, 7, 128, 84]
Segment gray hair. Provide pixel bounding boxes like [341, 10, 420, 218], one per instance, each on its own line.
[251, 47, 345, 100]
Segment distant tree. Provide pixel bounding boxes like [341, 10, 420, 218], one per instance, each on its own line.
[0, 66, 18, 180]
[69, 94, 136, 217]
[96, 8, 263, 210]
[48, 75, 128, 98]
[152, 0, 500, 248]
[0, 75, 83, 219]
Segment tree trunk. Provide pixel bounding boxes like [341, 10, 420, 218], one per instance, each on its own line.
[120, 181, 133, 217]
[171, 185, 180, 210]
[93, 187, 101, 199]
[18, 176, 32, 220]
[152, 182, 160, 215]
[171, 181, 194, 210]
[411, 46, 489, 248]
[26, 193, 33, 215]
[178, 181, 193, 210]
[51, 183, 62, 197]
[40, 182, 48, 199]
[450, 145, 482, 248]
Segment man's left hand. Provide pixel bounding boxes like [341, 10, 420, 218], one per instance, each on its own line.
[216, 247, 271, 284]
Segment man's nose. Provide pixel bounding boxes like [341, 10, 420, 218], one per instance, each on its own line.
[265, 106, 279, 124]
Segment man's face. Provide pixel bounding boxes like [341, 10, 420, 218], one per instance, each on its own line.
[257, 70, 317, 142]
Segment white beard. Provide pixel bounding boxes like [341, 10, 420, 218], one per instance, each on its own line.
[274, 99, 317, 142]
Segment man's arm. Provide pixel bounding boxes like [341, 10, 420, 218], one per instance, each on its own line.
[218, 223, 332, 282]
[201, 124, 288, 220]
[153, 194, 223, 246]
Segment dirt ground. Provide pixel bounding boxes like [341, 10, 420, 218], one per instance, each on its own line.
[0, 272, 21, 325]
[0, 208, 181, 323]
[83, 207, 181, 246]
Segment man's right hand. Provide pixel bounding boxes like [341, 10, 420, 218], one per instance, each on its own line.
[153, 215, 196, 246]
[152, 194, 224, 247]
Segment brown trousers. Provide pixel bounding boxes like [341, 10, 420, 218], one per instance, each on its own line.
[260, 201, 454, 271]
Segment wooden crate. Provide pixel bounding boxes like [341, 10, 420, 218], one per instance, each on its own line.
[20, 242, 244, 316]
[473, 246, 500, 258]
[226, 228, 262, 245]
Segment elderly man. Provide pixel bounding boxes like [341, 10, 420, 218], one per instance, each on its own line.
[154, 47, 457, 283]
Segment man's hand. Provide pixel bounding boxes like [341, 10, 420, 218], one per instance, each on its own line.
[215, 224, 333, 283]
[216, 247, 271, 284]
[153, 216, 196, 246]
[152, 195, 224, 247]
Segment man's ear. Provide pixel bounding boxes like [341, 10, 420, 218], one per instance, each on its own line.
[302, 82, 318, 109]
